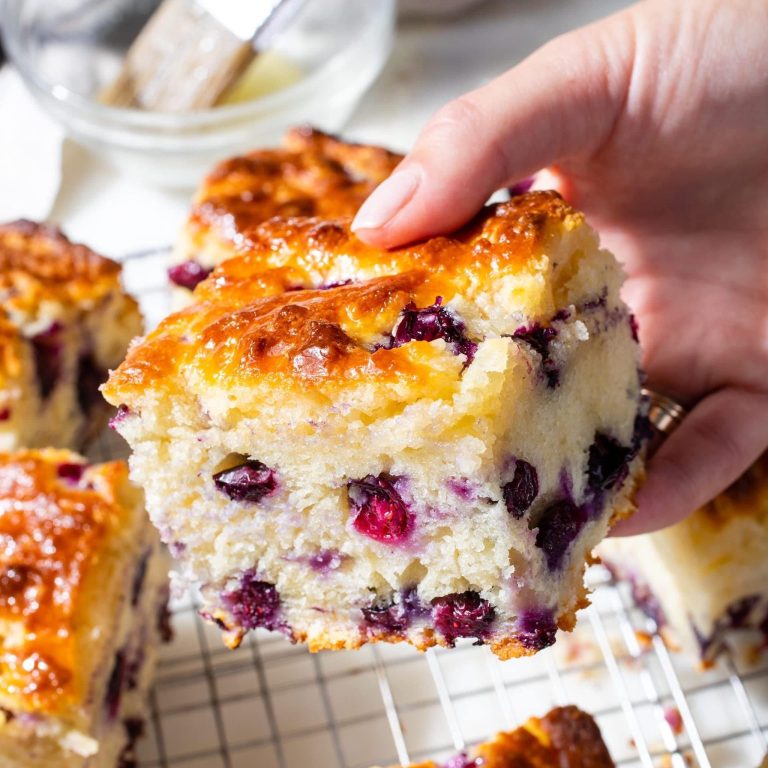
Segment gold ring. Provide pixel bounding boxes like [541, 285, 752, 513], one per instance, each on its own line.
[642, 388, 687, 435]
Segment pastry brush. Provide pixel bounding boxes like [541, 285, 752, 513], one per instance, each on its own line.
[101, 0, 304, 112]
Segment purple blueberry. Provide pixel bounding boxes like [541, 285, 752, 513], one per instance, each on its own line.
[443, 755, 480, 768]
[157, 602, 174, 643]
[109, 404, 132, 429]
[503, 460, 539, 518]
[308, 550, 344, 574]
[431, 591, 495, 644]
[167, 260, 212, 290]
[76, 352, 107, 414]
[390, 297, 477, 361]
[723, 595, 760, 629]
[587, 433, 633, 493]
[57, 462, 86, 484]
[629, 577, 665, 628]
[223, 571, 282, 631]
[512, 323, 559, 388]
[362, 587, 425, 634]
[213, 460, 277, 503]
[31, 323, 63, 399]
[507, 177, 535, 197]
[517, 607, 558, 650]
[348, 474, 413, 544]
[447, 477, 474, 501]
[105, 651, 127, 719]
[130, 550, 150, 606]
[534, 499, 588, 570]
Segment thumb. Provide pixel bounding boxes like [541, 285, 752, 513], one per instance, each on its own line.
[352, 9, 635, 247]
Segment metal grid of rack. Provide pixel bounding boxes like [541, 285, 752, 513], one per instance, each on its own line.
[100, 249, 768, 768]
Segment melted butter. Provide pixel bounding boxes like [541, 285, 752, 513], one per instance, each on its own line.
[218, 51, 303, 106]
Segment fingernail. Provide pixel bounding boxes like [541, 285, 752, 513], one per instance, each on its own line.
[352, 168, 420, 232]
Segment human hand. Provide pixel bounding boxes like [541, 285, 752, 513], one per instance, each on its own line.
[352, 0, 768, 534]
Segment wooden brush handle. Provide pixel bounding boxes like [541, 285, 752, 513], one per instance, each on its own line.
[101, 0, 255, 112]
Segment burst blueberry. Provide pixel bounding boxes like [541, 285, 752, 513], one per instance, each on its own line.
[431, 591, 495, 644]
[587, 432, 633, 493]
[223, 571, 282, 631]
[362, 587, 425, 634]
[213, 460, 277, 503]
[390, 297, 477, 361]
[105, 651, 127, 719]
[503, 459, 539, 518]
[168, 259, 212, 290]
[76, 352, 107, 413]
[348, 474, 412, 544]
[517, 607, 558, 650]
[109, 404, 132, 429]
[31, 323, 63, 398]
[512, 322, 559, 387]
[57, 462, 86, 483]
[535, 500, 588, 570]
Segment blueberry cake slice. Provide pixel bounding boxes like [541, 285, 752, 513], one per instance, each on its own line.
[105, 191, 644, 659]
[0, 221, 142, 451]
[170, 126, 402, 304]
[0, 450, 169, 767]
[599, 452, 768, 664]
[376, 705, 614, 767]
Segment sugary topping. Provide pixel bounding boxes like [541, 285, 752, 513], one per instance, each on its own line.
[185, 127, 403, 256]
[0, 221, 125, 313]
[105, 192, 581, 402]
[0, 450, 132, 713]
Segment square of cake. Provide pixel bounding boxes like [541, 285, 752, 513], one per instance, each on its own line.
[377, 705, 614, 767]
[169, 126, 402, 303]
[0, 221, 143, 452]
[599, 452, 768, 664]
[0, 449, 169, 767]
[104, 191, 644, 659]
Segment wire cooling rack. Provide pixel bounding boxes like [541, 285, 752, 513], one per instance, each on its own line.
[95, 248, 768, 768]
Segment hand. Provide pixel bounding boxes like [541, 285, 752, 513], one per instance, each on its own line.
[352, 0, 768, 534]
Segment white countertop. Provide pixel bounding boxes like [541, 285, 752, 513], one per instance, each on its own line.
[36, 0, 631, 259]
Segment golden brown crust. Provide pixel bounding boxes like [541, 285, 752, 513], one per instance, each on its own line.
[0, 221, 125, 314]
[0, 450, 134, 714]
[107, 192, 577, 401]
[389, 706, 614, 767]
[186, 126, 403, 255]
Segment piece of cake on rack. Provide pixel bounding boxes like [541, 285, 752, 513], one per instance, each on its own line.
[599, 452, 768, 664]
[0, 450, 169, 768]
[376, 705, 615, 768]
[169, 126, 402, 304]
[0, 221, 142, 452]
[104, 191, 645, 659]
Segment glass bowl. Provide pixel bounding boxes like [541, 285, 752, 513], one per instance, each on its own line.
[0, 0, 395, 188]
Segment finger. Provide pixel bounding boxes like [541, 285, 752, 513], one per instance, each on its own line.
[611, 387, 768, 536]
[352, 9, 635, 247]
